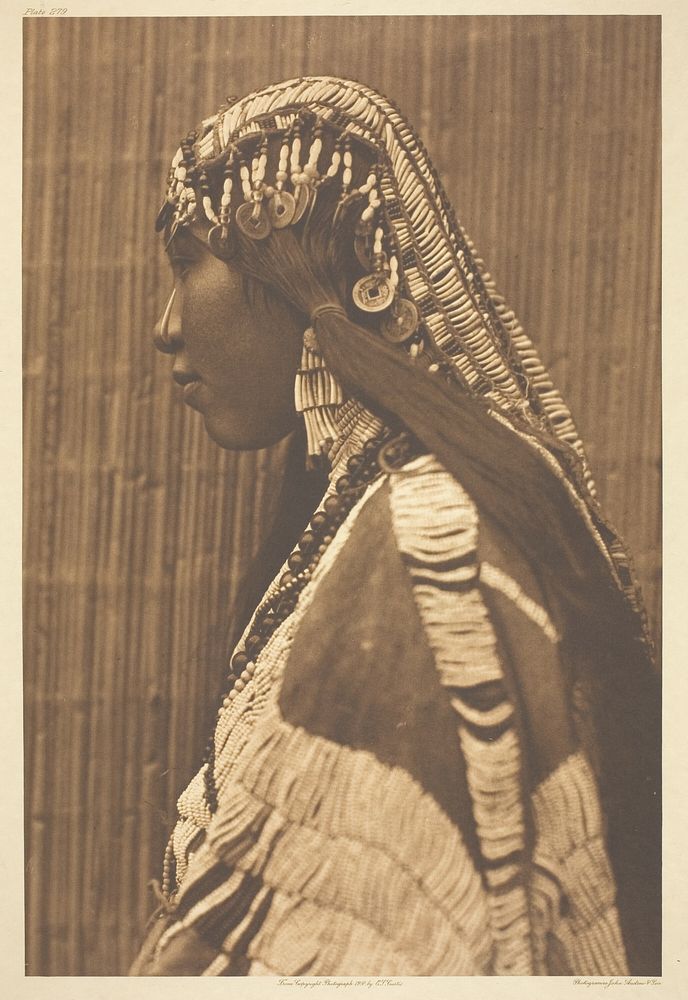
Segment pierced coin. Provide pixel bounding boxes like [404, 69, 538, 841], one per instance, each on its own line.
[207, 225, 234, 259]
[267, 191, 296, 229]
[352, 274, 395, 313]
[235, 201, 272, 240]
[381, 298, 419, 343]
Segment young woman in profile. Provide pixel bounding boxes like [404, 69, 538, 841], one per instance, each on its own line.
[130, 77, 660, 977]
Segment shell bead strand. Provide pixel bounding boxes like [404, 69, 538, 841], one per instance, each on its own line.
[220, 153, 234, 231]
[235, 136, 271, 240]
[288, 119, 313, 224]
[239, 158, 252, 201]
[199, 169, 218, 226]
[303, 119, 324, 182]
[342, 136, 353, 193]
[267, 137, 297, 228]
[179, 133, 198, 223]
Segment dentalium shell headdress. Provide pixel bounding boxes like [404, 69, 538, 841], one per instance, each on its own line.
[157, 76, 651, 648]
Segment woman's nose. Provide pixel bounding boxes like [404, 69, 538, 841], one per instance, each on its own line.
[153, 288, 183, 354]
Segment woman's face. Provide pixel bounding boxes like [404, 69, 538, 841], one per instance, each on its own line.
[153, 224, 304, 450]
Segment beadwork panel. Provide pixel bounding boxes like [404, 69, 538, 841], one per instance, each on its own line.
[23, 15, 661, 975]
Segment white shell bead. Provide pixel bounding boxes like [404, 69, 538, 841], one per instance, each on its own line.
[308, 137, 322, 162]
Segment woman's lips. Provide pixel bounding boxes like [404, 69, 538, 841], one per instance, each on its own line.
[172, 370, 202, 407]
[182, 379, 203, 408]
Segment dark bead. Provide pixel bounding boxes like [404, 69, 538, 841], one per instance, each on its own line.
[246, 634, 263, 654]
[346, 454, 364, 473]
[299, 530, 316, 553]
[363, 440, 379, 457]
[323, 496, 341, 516]
[311, 512, 327, 530]
[336, 475, 352, 493]
[231, 651, 248, 673]
[288, 551, 305, 572]
[280, 571, 294, 588]
[258, 614, 276, 634]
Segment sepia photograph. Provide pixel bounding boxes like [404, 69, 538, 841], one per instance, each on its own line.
[22, 13, 662, 981]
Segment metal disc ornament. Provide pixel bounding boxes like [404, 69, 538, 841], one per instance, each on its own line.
[267, 191, 296, 229]
[381, 298, 419, 343]
[291, 184, 311, 225]
[207, 224, 234, 259]
[352, 274, 395, 313]
[235, 201, 272, 240]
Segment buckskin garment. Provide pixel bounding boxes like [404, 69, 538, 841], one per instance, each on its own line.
[131, 449, 658, 976]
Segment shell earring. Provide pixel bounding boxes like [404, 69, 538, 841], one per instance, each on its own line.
[294, 327, 345, 463]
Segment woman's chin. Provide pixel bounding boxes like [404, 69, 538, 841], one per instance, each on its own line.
[202, 411, 296, 452]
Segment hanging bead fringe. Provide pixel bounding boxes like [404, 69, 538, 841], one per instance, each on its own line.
[294, 330, 345, 458]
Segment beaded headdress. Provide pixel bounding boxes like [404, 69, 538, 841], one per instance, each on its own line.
[159, 79, 592, 472]
[157, 76, 650, 646]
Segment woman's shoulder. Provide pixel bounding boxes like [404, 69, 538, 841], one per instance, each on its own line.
[323, 451, 558, 644]
[280, 450, 571, 781]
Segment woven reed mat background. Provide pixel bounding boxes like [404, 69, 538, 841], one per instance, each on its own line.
[23, 15, 660, 975]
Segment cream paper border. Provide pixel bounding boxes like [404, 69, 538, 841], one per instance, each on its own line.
[5, 3, 687, 997]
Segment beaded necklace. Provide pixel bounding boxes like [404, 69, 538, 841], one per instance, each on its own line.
[201, 426, 422, 814]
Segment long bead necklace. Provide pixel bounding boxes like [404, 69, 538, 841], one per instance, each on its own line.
[201, 427, 422, 813]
